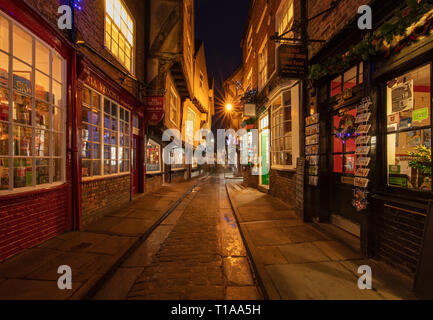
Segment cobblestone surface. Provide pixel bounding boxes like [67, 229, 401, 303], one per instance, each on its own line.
[125, 175, 262, 300]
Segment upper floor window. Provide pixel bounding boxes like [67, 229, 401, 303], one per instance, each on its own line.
[246, 27, 253, 61]
[258, 40, 268, 91]
[246, 69, 253, 90]
[271, 91, 292, 167]
[277, 0, 294, 41]
[330, 62, 363, 97]
[0, 14, 66, 192]
[169, 88, 178, 126]
[105, 0, 134, 73]
[199, 72, 204, 88]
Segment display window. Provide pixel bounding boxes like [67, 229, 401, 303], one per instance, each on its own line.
[146, 139, 161, 173]
[386, 64, 432, 192]
[0, 14, 66, 192]
[332, 108, 357, 175]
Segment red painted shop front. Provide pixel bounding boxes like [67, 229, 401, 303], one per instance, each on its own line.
[0, 1, 76, 261]
[76, 59, 145, 228]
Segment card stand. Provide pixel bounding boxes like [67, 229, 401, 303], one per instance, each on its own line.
[305, 114, 320, 187]
[353, 97, 373, 212]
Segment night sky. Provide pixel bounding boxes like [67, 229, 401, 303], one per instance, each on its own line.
[195, 0, 251, 129]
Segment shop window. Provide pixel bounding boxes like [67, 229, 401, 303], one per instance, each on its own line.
[271, 90, 293, 166]
[386, 64, 432, 191]
[105, 0, 134, 73]
[81, 87, 130, 178]
[0, 15, 66, 192]
[258, 40, 268, 91]
[332, 108, 357, 175]
[330, 62, 364, 98]
[171, 147, 185, 170]
[146, 139, 161, 173]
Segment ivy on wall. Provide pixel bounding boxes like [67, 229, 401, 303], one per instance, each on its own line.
[308, 0, 433, 80]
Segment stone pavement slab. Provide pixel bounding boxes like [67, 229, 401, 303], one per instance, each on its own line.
[226, 181, 417, 300]
[0, 178, 200, 299]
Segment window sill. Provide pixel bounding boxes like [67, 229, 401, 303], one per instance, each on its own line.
[0, 182, 67, 198]
[271, 165, 296, 172]
[81, 172, 130, 183]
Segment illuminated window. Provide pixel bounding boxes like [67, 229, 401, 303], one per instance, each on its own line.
[81, 87, 130, 177]
[186, 108, 195, 145]
[0, 14, 66, 192]
[105, 0, 134, 73]
[332, 108, 357, 174]
[386, 64, 431, 191]
[330, 62, 363, 97]
[271, 91, 293, 166]
[277, 0, 294, 41]
[246, 27, 253, 61]
[258, 40, 268, 91]
[146, 139, 161, 173]
[169, 88, 177, 126]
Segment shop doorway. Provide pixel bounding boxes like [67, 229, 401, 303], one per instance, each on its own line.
[132, 134, 139, 194]
[328, 105, 361, 236]
[259, 115, 270, 186]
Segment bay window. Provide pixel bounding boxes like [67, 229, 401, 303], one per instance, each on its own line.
[386, 64, 432, 192]
[0, 14, 66, 192]
[271, 90, 292, 166]
[81, 86, 130, 178]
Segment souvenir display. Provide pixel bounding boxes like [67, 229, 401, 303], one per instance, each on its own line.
[305, 124, 319, 136]
[305, 114, 320, 186]
[306, 134, 319, 146]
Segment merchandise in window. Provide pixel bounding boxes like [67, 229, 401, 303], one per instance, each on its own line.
[332, 108, 357, 174]
[146, 140, 161, 173]
[0, 14, 66, 192]
[386, 64, 432, 191]
[271, 91, 292, 166]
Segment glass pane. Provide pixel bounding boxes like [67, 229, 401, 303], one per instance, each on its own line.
[92, 160, 100, 176]
[344, 154, 356, 174]
[35, 101, 49, 128]
[0, 158, 9, 190]
[13, 125, 32, 156]
[82, 106, 91, 123]
[343, 66, 357, 89]
[13, 59, 32, 95]
[82, 141, 91, 159]
[121, 160, 129, 172]
[83, 87, 91, 105]
[104, 159, 110, 174]
[333, 154, 343, 173]
[104, 145, 110, 160]
[123, 147, 129, 159]
[331, 75, 342, 97]
[53, 132, 62, 156]
[111, 103, 117, 117]
[333, 136, 343, 153]
[346, 138, 356, 153]
[35, 129, 50, 157]
[386, 64, 431, 131]
[111, 160, 118, 174]
[111, 131, 117, 145]
[36, 158, 49, 185]
[104, 98, 110, 114]
[53, 106, 63, 132]
[91, 126, 100, 142]
[35, 41, 50, 75]
[111, 117, 117, 131]
[0, 16, 9, 52]
[104, 130, 110, 144]
[53, 158, 62, 182]
[91, 110, 100, 126]
[92, 143, 101, 159]
[13, 157, 32, 188]
[82, 160, 90, 177]
[52, 80, 62, 107]
[0, 87, 9, 121]
[82, 123, 90, 141]
[35, 71, 50, 102]
[13, 26, 32, 65]
[92, 92, 100, 109]
[52, 54, 62, 82]
[13, 93, 31, 125]
[0, 123, 8, 155]
[387, 129, 431, 191]
[0, 51, 9, 87]
[104, 114, 110, 128]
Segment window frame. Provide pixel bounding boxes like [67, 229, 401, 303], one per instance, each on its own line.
[276, 0, 294, 46]
[258, 39, 268, 91]
[0, 13, 66, 194]
[104, 0, 135, 74]
[330, 62, 364, 98]
[81, 85, 131, 180]
[146, 138, 161, 174]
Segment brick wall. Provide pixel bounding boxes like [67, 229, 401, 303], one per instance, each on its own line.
[307, 0, 373, 58]
[268, 169, 296, 205]
[145, 174, 163, 193]
[0, 186, 68, 261]
[81, 175, 131, 226]
[377, 204, 426, 276]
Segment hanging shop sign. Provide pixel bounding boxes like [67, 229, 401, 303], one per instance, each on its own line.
[278, 44, 308, 79]
[144, 96, 164, 126]
[244, 104, 256, 117]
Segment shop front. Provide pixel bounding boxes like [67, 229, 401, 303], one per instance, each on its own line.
[0, 2, 74, 261]
[77, 59, 144, 227]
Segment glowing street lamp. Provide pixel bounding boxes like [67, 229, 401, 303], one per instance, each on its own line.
[226, 103, 233, 112]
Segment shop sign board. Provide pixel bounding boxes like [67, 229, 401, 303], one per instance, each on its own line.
[144, 96, 164, 126]
[278, 45, 308, 79]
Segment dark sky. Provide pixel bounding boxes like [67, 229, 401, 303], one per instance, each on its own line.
[195, 0, 250, 129]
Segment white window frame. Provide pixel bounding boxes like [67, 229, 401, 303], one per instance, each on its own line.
[258, 39, 268, 91]
[81, 85, 131, 180]
[0, 13, 66, 195]
[276, 0, 294, 46]
[104, 0, 135, 74]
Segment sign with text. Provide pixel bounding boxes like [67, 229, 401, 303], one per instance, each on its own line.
[278, 45, 307, 79]
[144, 96, 164, 126]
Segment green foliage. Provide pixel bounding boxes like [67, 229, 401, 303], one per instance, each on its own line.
[408, 145, 432, 176]
[308, 0, 433, 80]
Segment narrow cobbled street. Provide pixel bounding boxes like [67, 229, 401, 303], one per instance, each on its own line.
[93, 175, 262, 300]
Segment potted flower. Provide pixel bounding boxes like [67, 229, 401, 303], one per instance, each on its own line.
[408, 145, 432, 191]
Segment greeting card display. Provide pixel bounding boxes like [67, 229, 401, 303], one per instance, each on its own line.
[306, 114, 319, 126]
[306, 155, 319, 166]
[357, 157, 371, 166]
[356, 146, 371, 155]
[356, 136, 371, 145]
[356, 113, 371, 124]
[306, 124, 319, 136]
[355, 168, 370, 177]
[306, 134, 319, 146]
[305, 114, 320, 186]
[354, 177, 369, 188]
[305, 145, 319, 155]
[356, 124, 371, 135]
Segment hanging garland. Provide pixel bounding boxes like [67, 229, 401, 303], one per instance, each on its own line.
[334, 114, 356, 141]
[309, 0, 433, 80]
